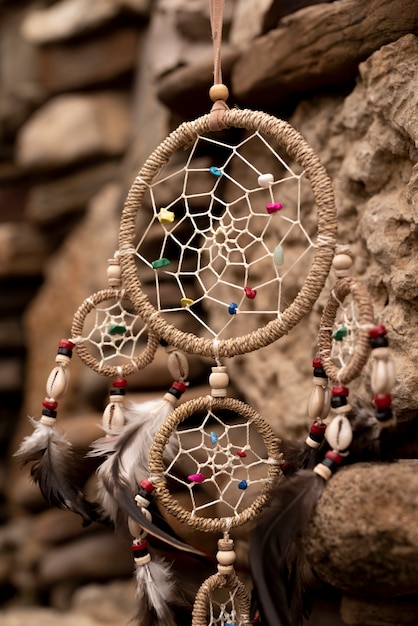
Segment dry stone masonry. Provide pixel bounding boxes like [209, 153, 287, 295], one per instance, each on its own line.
[0, 0, 417, 624]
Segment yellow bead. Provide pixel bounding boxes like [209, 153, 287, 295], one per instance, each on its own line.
[209, 84, 229, 102]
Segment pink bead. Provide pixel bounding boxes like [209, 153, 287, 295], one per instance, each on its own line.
[266, 202, 283, 214]
[188, 473, 205, 483]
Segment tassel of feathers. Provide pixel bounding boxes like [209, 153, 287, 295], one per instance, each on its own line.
[93, 389, 182, 527]
[133, 540, 182, 626]
[14, 417, 100, 525]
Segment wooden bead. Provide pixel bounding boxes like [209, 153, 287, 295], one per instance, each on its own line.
[40, 415, 56, 427]
[209, 366, 229, 397]
[209, 83, 229, 102]
[371, 357, 396, 394]
[134, 553, 151, 565]
[313, 462, 332, 481]
[333, 253, 353, 277]
[107, 259, 121, 287]
[55, 354, 71, 365]
[308, 384, 327, 420]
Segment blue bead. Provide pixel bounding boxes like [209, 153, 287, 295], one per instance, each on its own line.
[210, 431, 219, 444]
[238, 480, 247, 490]
[210, 166, 222, 177]
[228, 302, 238, 315]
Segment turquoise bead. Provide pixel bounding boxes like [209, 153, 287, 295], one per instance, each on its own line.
[273, 245, 284, 266]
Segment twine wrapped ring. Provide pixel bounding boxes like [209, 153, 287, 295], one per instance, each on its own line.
[118, 108, 337, 359]
[148, 395, 282, 533]
[318, 276, 375, 384]
[192, 571, 251, 626]
[70, 288, 159, 378]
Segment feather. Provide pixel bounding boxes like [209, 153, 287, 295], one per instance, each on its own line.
[94, 397, 177, 529]
[249, 471, 325, 626]
[134, 553, 182, 626]
[14, 418, 101, 525]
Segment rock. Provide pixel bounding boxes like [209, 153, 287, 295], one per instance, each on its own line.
[71, 579, 136, 624]
[38, 531, 133, 587]
[341, 593, 418, 626]
[37, 28, 140, 94]
[0, 222, 47, 276]
[306, 460, 418, 595]
[16, 92, 132, 170]
[156, 47, 239, 119]
[231, 0, 418, 106]
[21, 0, 120, 45]
[0, 7, 44, 137]
[229, 0, 276, 46]
[26, 162, 120, 225]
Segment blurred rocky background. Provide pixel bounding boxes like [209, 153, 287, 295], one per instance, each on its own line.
[0, 0, 417, 624]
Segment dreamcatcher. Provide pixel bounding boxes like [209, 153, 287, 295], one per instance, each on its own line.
[14, 1, 397, 625]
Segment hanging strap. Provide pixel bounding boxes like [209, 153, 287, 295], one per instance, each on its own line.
[208, 0, 229, 131]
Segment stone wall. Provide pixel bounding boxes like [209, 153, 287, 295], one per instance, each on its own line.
[0, 0, 417, 624]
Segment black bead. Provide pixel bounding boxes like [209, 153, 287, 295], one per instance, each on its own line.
[313, 367, 328, 379]
[57, 347, 73, 358]
[167, 386, 183, 400]
[110, 387, 126, 396]
[321, 457, 338, 473]
[138, 487, 153, 502]
[331, 395, 347, 409]
[375, 407, 393, 422]
[309, 430, 325, 444]
[42, 408, 57, 419]
[370, 336, 389, 349]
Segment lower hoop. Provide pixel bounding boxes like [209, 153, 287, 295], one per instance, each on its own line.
[70, 288, 159, 378]
[317, 276, 375, 385]
[118, 107, 337, 359]
[192, 572, 251, 626]
[148, 395, 282, 533]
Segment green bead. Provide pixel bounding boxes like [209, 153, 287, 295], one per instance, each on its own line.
[333, 326, 347, 341]
[152, 258, 170, 269]
[108, 324, 126, 336]
[273, 245, 284, 266]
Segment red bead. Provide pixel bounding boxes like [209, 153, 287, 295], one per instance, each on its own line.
[325, 450, 343, 464]
[139, 478, 154, 493]
[310, 421, 327, 436]
[236, 450, 247, 458]
[244, 286, 257, 299]
[43, 398, 58, 410]
[59, 339, 74, 350]
[332, 385, 349, 397]
[369, 324, 387, 338]
[112, 377, 127, 388]
[172, 381, 187, 393]
[132, 539, 148, 551]
[312, 357, 323, 368]
[374, 394, 392, 408]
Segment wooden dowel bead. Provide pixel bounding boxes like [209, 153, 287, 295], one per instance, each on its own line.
[371, 358, 396, 394]
[308, 384, 327, 420]
[107, 258, 122, 287]
[209, 83, 229, 102]
[209, 366, 229, 397]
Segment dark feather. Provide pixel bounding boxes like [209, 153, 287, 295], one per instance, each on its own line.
[15, 419, 102, 526]
[249, 471, 325, 626]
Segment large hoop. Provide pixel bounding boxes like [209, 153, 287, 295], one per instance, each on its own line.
[118, 108, 337, 359]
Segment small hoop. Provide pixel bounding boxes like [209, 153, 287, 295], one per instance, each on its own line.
[317, 276, 374, 384]
[148, 395, 282, 533]
[70, 288, 159, 378]
[118, 108, 337, 359]
[192, 572, 252, 626]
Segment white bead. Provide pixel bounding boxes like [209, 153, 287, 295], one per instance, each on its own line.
[308, 384, 327, 420]
[40, 415, 56, 427]
[333, 253, 353, 277]
[320, 387, 331, 419]
[216, 549, 236, 566]
[128, 517, 145, 538]
[134, 553, 151, 566]
[107, 259, 121, 287]
[325, 415, 353, 451]
[371, 357, 396, 394]
[167, 350, 189, 381]
[46, 366, 69, 399]
[103, 401, 124, 433]
[258, 173, 274, 187]
[55, 354, 71, 366]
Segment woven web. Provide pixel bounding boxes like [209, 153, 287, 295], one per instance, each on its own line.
[72, 295, 149, 372]
[163, 409, 273, 519]
[207, 587, 243, 626]
[328, 291, 365, 375]
[134, 130, 317, 340]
